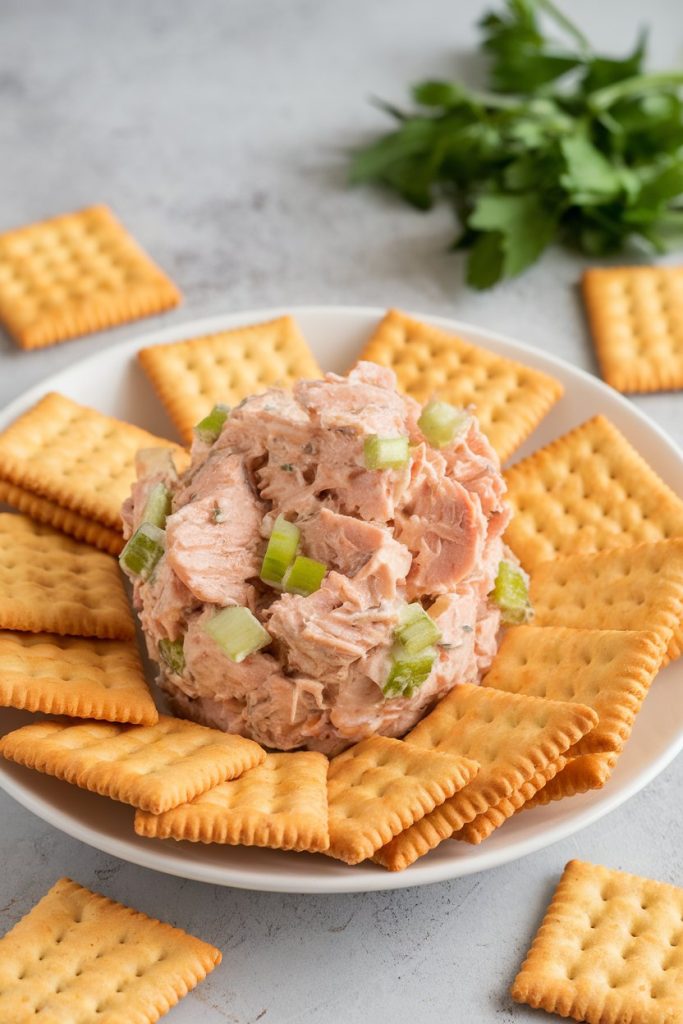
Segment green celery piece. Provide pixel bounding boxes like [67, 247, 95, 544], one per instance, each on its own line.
[364, 435, 410, 470]
[158, 637, 185, 675]
[284, 555, 327, 596]
[141, 482, 172, 529]
[491, 561, 532, 625]
[195, 404, 230, 444]
[260, 515, 300, 587]
[418, 400, 469, 448]
[119, 523, 165, 581]
[204, 607, 271, 663]
[395, 604, 442, 655]
[383, 647, 437, 699]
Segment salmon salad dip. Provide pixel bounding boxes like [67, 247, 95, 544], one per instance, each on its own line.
[121, 363, 529, 755]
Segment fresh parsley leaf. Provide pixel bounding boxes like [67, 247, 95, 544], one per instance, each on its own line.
[468, 193, 557, 285]
[350, 0, 683, 287]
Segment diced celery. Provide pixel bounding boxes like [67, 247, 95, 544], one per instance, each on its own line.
[119, 523, 165, 581]
[364, 435, 410, 470]
[284, 555, 327, 596]
[418, 400, 469, 448]
[158, 637, 185, 675]
[142, 482, 171, 529]
[260, 515, 300, 587]
[204, 606, 271, 662]
[491, 560, 532, 625]
[195, 403, 231, 444]
[383, 646, 436, 699]
[395, 603, 442, 654]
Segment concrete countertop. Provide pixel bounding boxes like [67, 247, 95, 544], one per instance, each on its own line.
[1, 1, 681, 1020]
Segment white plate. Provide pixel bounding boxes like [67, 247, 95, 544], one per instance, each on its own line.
[1, 306, 682, 894]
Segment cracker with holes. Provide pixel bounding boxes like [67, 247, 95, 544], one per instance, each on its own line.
[504, 415, 683, 569]
[0, 716, 265, 814]
[0, 631, 158, 725]
[0, 393, 187, 531]
[530, 539, 683, 664]
[138, 316, 322, 443]
[524, 753, 618, 809]
[373, 685, 597, 869]
[583, 266, 683, 394]
[0, 876, 220, 1024]
[356, 308, 563, 461]
[512, 859, 683, 1023]
[327, 735, 478, 865]
[0, 205, 181, 350]
[135, 751, 329, 853]
[483, 626, 664, 755]
[0, 479, 124, 554]
[0, 513, 133, 639]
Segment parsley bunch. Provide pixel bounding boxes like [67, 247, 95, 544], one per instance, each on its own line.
[350, 0, 683, 288]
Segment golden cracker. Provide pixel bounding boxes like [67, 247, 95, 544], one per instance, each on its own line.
[138, 316, 322, 443]
[524, 753, 618, 809]
[0, 513, 133, 640]
[583, 266, 683, 394]
[327, 735, 478, 865]
[0, 877, 220, 1024]
[0, 392, 186, 530]
[357, 308, 563, 461]
[530, 539, 683, 664]
[373, 685, 597, 872]
[453, 757, 567, 844]
[483, 626, 664, 755]
[0, 204, 181, 350]
[0, 715, 265, 814]
[0, 631, 158, 725]
[0, 478, 123, 554]
[504, 415, 683, 569]
[511, 859, 683, 1023]
[135, 751, 329, 853]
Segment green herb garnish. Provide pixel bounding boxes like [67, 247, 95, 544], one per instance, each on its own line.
[350, 0, 683, 288]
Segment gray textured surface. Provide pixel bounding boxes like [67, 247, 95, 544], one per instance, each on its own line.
[0, 1, 682, 1020]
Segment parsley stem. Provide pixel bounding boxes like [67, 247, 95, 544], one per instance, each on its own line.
[589, 72, 683, 111]
[537, 0, 590, 53]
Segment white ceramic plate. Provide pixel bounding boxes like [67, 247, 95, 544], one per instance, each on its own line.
[1, 306, 682, 894]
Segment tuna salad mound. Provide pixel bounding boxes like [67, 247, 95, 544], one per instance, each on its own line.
[121, 362, 528, 755]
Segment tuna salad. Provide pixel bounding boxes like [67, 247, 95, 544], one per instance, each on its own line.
[120, 362, 529, 755]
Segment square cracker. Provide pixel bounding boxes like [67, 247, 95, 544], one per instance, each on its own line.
[135, 751, 329, 853]
[0, 715, 265, 814]
[373, 685, 597, 871]
[0, 631, 158, 725]
[0, 479, 124, 554]
[327, 735, 478, 865]
[356, 309, 564, 462]
[523, 753, 618, 809]
[483, 626, 664, 756]
[0, 204, 181, 350]
[138, 316, 322, 443]
[504, 415, 683, 569]
[0, 876, 220, 1024]
[511, 859, 683, 1023]
[530, 539, 683, 665]
[0, 393, 187, 530]
[583, 266, 683, 394]
[0, 513, 134, 640]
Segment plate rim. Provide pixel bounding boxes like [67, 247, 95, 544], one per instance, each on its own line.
[1, 303, 682, 894]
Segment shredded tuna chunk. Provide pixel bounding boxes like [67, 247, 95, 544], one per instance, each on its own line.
[124, 361, 514, 753]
